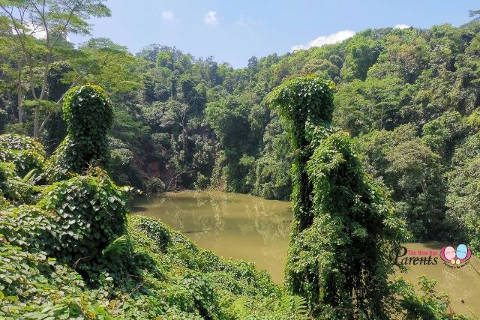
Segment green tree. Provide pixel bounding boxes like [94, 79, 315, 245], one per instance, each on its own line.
[46, 84, 112, 181]
[206, 95, 256, 193]
[357, 125, 446, 240]
[0, 0, 111, 137]
[334, 77, 414, 136]
[68, 38, 142, 100]
[307, 131, 407, 318]
[267, 76, 334, 313]
[253, 115, 292, 200]
[268, 75, 407, 317]
[340, 31, 381, 81]
[267, 75, 334, 232]
[422, 111, 468, 163]
[446, 132, 480, 252]
[369, 29, 429, 84]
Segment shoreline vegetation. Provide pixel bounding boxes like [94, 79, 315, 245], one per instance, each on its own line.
[0, 1, 479, 318]
[2, 12, 480, 248]
[0, 84, 471, 318]
[135, 190, 480, 317]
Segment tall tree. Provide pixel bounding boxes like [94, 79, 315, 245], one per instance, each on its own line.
[268, 75, 407, 317]
[0, 0, 110, 137]
[267, 75, 334, 312]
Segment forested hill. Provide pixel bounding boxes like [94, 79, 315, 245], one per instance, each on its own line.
[2, 22, 480, 243]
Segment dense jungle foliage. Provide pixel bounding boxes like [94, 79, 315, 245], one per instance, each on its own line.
[0, 77, 461, 319]
[0, 1, 479, 318]
[3, 15, 480, 246]
[0, 79, 310, 319]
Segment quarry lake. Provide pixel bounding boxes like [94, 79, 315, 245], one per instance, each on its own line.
[133, 191, 480, 318]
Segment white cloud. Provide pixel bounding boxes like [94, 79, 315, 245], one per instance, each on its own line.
[24, 21, 47, 39]
[394, 24, 410, 29]
[161, 10, 174, 21]
[291, 30, 355, 52]
[204, 11, 218, 25]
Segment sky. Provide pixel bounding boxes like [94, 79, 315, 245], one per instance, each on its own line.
[70, 0, 479, 68]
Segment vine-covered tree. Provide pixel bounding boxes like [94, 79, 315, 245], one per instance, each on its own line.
[268, 75, 407, 317]
[2, 13, 480, 249]
[45, 84, 112, 181]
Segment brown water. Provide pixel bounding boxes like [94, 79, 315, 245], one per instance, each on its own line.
[133, 191, 480, 318]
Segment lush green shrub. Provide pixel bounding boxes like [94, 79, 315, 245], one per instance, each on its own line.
[46, 85, 113, 181]
[0, 162, 15, 191]
[0, 162, 42, 204]
[267, 75, 334, 234]
[253, 156, 291, 200]
[0, 134, 45, 155]
[137, 216, 172, 251]
[127, 216, 308, 320]
[0, 134, 46, 177]
[62, 84, 113, 168]
[0, 235, 112, 319]
[305, 131, 408, 317]
[40, 168, 128, 267]
[44, 137, 76, 182]
[267, 76, 335, 312]
[145, 176, 166, 195]
[193, 172, 210, 190]
[267, 75, 334, 152]
[0, 205, 55, 254]
[0, 193, 9, 209]
[395, 276, 469, 320]
[178, 273, 227, 319]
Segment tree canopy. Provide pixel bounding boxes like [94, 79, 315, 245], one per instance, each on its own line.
[1, 15, 480, 251]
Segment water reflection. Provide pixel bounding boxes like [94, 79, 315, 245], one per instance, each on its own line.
[134, 191, 480, 317]
[133, 191, 292, 283]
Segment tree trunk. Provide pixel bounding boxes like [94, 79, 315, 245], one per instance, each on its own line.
[33, 106, 40, 138]
[17, 63, 23, 123]
[33, 59, 51, 139]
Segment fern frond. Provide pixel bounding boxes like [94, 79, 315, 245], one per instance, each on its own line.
[290, 295, 308, 318]
[22, 169, 38, 184]
[102, 235, 131, 257]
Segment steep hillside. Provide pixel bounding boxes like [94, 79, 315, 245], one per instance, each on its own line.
[2, 20, 480, 249]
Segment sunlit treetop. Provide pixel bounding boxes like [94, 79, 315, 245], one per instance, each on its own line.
[267, 75, 335, 149]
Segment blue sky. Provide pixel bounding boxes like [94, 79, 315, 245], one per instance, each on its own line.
[70, 0, 479, 68]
